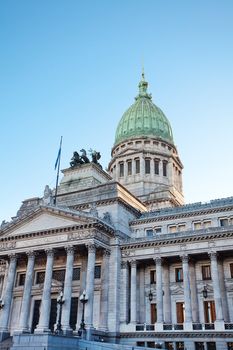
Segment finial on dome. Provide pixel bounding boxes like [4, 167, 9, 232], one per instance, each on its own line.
[136, 68, 152, 100]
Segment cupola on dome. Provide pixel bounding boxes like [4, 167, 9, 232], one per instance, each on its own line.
[114, 73, 174, 145]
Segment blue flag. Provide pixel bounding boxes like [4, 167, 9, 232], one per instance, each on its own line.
[54, 137, 62, 170]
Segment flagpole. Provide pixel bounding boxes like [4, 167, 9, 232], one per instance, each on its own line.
[54, 136, 63, 205]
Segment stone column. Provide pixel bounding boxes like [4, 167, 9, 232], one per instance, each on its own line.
[99, 249, 111, 330]
[141, 156, 145, 176]
[120, 261, 129, 324]
[181, 255, 193, 329]
[155, 257, 164, 328]
[18, 251, 36, 332]
[35, 249, 54, 333]
[130, 260, 137, 324]
[210, 252, 224, 328]
[189, 260, 199, 323]
[0, 254, 17, 335]
[163, 261, 171, 324]
[85, 243, 96, 329]
[61, 246, 74, 334]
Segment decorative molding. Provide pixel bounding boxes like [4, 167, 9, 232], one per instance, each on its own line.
[65, 245, 74, 255]
[103, 249, 111, 258]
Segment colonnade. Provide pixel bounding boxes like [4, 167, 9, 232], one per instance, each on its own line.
[0, 244, 111, 335]
[121, 252, 226, 330]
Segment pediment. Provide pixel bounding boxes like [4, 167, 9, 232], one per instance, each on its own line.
[0, 206, 96, 238]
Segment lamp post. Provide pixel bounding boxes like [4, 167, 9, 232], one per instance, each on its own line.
[202, 286, 208, 299]
[148, 288, 153, 302]
[79, 290, 88, 336]
[55, 288, 65, 334]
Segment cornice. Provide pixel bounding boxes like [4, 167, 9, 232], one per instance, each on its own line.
[120, 227, 233, 250]
[0, 221, 114, 244]
[131, 205, 233, 225]
[120, 331, 233, 339]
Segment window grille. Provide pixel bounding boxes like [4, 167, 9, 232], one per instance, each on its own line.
[72, 267, 81, 281]
[175, 268, 183, 282]
[127, 161, 132, 175]
[52, 269, 65, 282]
[119, 163, 124, 177]
[154, 160, 159, 175]
[94, 265, 101, 279]
[145, 159, 151, 174]
[17, 273, 26, 286]
[36, 271, 45, 284]
[135, 159, 140, 174]
[202, 265, 211, 280]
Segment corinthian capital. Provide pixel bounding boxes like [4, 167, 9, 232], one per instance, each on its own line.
[45, 248, 54, 257]
[86, 243, 96, 253]
[65, 245, 74, 255]
[209, 251, 218, 261]
[181, 254, 189, 263]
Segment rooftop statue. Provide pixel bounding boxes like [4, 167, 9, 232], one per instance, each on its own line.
[70, 151, 84, 168]
[70, 148, 102, 168]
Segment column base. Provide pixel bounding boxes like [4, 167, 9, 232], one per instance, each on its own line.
[0, 331, 10, 342]
[13, 329, 31, 335]
[60, 327, 73, 336]
[34, 327, 51, 334]
[184, 322, 193, 331]
[155, 322, 164, 331]
[214, 320, 225, 331]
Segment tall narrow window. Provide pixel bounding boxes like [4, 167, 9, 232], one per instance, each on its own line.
[204, 301, 216, 323]
[119, 162, 124, 177]
[127, 161, 132, 175]
[150, 303, 157, 323]
[175, 267, 183, 282]
[150, 270, 156, 284]
[135, 159, 140, 174]
[154, 160, 159, 175]
[176, 302, 185, 323]
[145, 159, 151, 174]
[230, 263, 233, 278]
[163, 161, 167, 176]
[202, 265, 211, 280]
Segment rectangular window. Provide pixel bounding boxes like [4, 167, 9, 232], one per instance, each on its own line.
[52, 269, 65, 282]
[154, 160, 159, 175]
[137, 342, 145, 347]
[175, 268, 183, 282]
[150, 270, 156, 284]
[203, 220, 211, 228]
[168, 225, 177, 233]
[135, 159, 140, 174]
[72, 267, 81, 281]
[146, 229, 154, 237]
[147, 342, 156, 348]
[119, 162, 124, 177]
[145, 159, 151, 174]
[202, 265, 211, 280]
[165, 343, 174, 350]
[195, 343, 205, 350]
[150, 303, 157, 323]
[220, 218, 228, 227]
[204, 300, 216, 323]
[207, 343, 216, 350]
[154, 227, 162, 234]
[230, 263, 233, 278]
[17, 273, 26, 286]
[36, 271, 45, 284]
[127, 161, 132, 175]
[194, 222, 202, 230]
[163, 161, 167, 176]
[177, 224, 186, 232]
[176, 302, 184, 323]
[176, 342, 184, 350]
[94, 265, 101, 279]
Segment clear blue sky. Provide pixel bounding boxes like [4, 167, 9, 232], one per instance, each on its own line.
[1, 0, 233, 223]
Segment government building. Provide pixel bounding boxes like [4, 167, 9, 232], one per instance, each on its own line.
[0, 74, 233, 350]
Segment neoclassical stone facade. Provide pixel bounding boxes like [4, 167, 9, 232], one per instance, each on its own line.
[0, 75, 233, 350]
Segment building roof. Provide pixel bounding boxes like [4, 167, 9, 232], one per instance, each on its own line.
[114, 73, 174, 145]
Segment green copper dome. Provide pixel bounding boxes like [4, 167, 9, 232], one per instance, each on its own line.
[114, 74, 174, 145]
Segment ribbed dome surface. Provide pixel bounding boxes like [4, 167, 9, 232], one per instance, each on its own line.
[114, 75, 174, 145]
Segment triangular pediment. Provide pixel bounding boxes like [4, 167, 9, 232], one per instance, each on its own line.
[0, 206, 96, 238]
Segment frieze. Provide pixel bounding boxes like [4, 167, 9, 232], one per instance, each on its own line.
[68, 231, 95, 241]
[16, 234, 67, 249]
[0, 241, 16, 251]
[120, 331, 233, 338]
